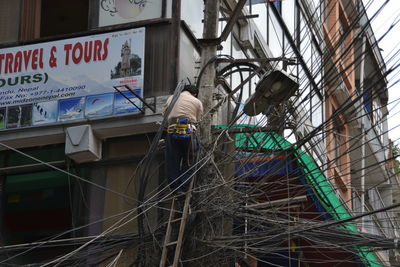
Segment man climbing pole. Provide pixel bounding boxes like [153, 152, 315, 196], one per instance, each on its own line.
[163, 85, 203, 194]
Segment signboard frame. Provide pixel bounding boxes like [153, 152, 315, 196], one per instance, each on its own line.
[0, 27, 146, 131]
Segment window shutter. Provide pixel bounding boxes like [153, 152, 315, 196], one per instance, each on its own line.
[0, 0, 21, 43]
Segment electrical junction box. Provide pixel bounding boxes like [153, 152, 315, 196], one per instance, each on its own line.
[65, 125, 102, 163]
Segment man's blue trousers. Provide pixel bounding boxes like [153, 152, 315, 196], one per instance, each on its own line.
[165, 133, 198, 193]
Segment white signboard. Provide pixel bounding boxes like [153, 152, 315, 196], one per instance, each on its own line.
[0, 28, 145, 130]
[99, 0, 162, 27]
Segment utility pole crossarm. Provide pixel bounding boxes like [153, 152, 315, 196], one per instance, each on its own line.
[198, 0, 247, 46]
[219, 0, 247, 42]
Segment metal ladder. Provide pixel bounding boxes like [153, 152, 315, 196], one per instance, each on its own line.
[159, 179, 194, 267]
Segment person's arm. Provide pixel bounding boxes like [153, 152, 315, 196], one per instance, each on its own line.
[162, 96, 173, 115]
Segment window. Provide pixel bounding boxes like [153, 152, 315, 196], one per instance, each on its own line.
[333, 130, 341, 167]
[40, 0, 89, 38]
[248, 1, 268, 42]
[338, 9, 350, 66]
[181, 0, 204, 39]
[271, 0, 282, 13]
[0, 0, 89, 43]
[0, 0, 21, 43]
[332, 114, 345, 169]
[372, 100, 383, 143]
[268, 5, 284, 57]
[363, 91, 372, 114]
[338, 22, 346, 59]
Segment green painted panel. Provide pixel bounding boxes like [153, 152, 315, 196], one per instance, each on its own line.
[5, 171, 70, 193]
[5, 145, 65, 167]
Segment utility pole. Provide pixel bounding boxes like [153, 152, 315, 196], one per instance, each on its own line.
[198, 0, 220, 146]
[193, 1, 223, 265]
[195, 1, 247, 265]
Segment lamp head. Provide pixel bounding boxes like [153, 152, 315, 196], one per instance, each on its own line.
[243, 70, 298, 116]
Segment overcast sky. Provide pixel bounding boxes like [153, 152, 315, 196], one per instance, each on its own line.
[364, 0, 400, 143]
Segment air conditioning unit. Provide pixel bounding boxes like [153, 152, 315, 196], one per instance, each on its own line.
[65, 125, 102, 163]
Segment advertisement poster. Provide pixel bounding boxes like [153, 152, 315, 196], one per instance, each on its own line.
[114, 89, 142, 114]
[85, 93, 114, 118]
[0, 27, 145, 130]
[99, 0, 162, 27]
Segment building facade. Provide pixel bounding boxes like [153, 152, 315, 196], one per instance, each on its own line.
[0, 0, 397, 266]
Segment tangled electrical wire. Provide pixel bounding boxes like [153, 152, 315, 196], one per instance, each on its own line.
[1, 0, 400, 266]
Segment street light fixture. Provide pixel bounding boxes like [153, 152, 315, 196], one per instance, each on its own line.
[243, 70, 298, 116]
